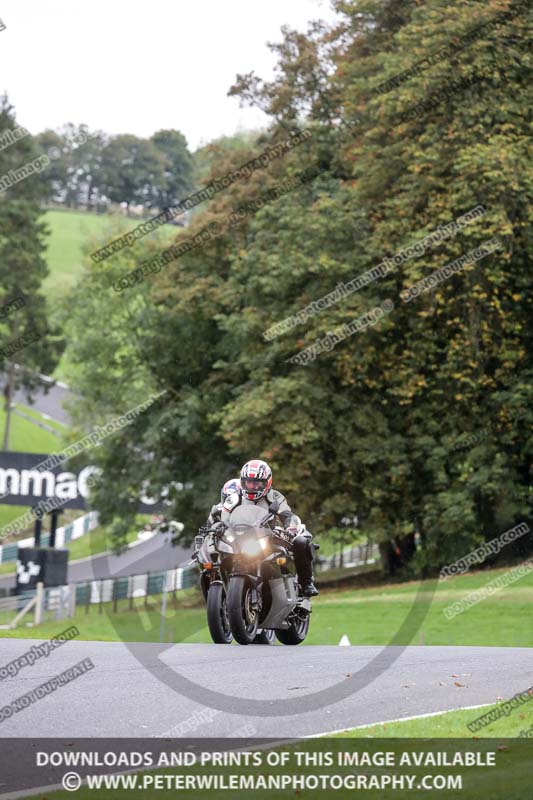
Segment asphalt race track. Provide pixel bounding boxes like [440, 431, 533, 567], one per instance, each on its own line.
[0, 641, 530, 737]
[7, 370, 75, 427]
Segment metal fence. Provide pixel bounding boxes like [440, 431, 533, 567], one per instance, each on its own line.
[70, 565, 198, 611]
[0, 589, 40, 629]
[0, 564, 199, 629]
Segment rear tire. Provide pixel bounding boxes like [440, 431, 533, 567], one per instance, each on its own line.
[227, 576, 259, 645]
[275, 611, 309, 645]
[207, 582, 233, 644]
[253, 628, 276, 645]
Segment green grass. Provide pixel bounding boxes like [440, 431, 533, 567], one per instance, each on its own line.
[309, 564, 533, 647]
[0, 504, 30, 532]
[42, 208, 177, 295]
[331, 703, 533, 739]
[0, 403, 62, 453]
[42, 209, 130, 294]
[15, 403, 66, 434]
[0, 589, 203, 640]
[2, 563, 532, 650]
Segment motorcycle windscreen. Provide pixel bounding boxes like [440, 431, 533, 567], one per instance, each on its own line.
[227, 503, 269, 533]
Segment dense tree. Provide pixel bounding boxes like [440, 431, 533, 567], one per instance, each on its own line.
[34, 125, 195, 214]
[98, 134, 167, 211]
[0, 96, 62, 449]
[63, 0, 532, 569]
[70, 127, 108, 210]
[34, 129, 68, 204]
[151, 129, 194, 210]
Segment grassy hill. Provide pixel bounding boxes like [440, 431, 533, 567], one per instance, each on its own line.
[41, 208, 178, 380]
[42, 208, 178, 295]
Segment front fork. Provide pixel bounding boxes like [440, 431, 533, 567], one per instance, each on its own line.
[200, 568, 225, 601]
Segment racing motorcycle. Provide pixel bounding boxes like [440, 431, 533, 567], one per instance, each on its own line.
[194, 501, 312, 646]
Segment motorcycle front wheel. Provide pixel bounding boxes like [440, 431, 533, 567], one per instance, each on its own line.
[275, 611, 310, 645]
[206, 582, 233, 644]
[226, 576, 259, 645]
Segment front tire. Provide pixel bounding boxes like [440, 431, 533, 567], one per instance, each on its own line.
[227, 576, 259, 645]
[275, 611, 310, 645]
[207, 582, 233, 644]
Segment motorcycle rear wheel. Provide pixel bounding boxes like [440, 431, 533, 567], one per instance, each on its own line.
[227, 576, 259, 645]
[207, 582, 233, 644]
[275, 611, 310, 645]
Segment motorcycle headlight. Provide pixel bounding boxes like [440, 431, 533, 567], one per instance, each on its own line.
[242, 538, 261, 556]
[242, 536, 269, 556]
[223, 532, 235, 543]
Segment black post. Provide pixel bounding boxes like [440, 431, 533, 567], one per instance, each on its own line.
[49, 511, 59, 548]
[34, 515, 42, 548]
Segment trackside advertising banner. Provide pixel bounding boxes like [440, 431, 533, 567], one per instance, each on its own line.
[0, 738, 530, 798]
[0, 451, 160, 513]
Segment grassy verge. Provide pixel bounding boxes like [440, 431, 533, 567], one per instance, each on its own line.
[330, 703, 533, 738]
[0, 589, 203, 640]
[310, 564, 533, 647]
[15, 403, 67, 434]
[0, 403, 62, 453]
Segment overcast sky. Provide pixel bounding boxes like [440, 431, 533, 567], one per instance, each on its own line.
[0, 0, 338, 151]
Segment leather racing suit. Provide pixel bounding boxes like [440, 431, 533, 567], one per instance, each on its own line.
[221, 487, 318, 596]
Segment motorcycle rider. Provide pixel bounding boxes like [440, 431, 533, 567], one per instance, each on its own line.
[221, 459, 319, 598]
[208, 477, 241, 525]
[194, 477, 241, 546]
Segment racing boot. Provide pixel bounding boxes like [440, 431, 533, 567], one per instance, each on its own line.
[293, 535, 320, 597]
[301, 576, 319, 598]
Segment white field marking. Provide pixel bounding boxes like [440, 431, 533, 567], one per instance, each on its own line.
[304, 702, 499, 738]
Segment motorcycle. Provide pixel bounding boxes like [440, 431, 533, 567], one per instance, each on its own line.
[194, 501, 312, 646]
[194, 523, 274, 644]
